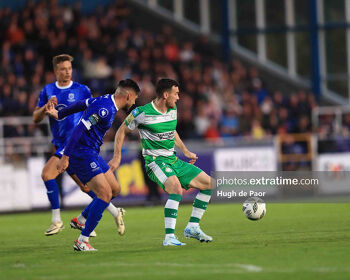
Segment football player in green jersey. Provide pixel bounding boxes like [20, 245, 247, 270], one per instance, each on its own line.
[109, 79, 214, 246]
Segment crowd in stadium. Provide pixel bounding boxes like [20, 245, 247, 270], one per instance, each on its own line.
[0, 0, 318, 141]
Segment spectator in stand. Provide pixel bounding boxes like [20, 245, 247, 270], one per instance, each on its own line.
[251, 119, 265, 139]
[219, 106, 239, 137]
[239, 103, 253, 136]
[179, 41, 195, 63]
[194, 100, 210, 138]
[205, 117, 221, 142]
[297, 90, 312, 117]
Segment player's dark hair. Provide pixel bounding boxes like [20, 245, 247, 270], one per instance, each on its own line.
[52, 54, 73, 70]
[156, 79, 179, 98]
[118, 79, 140, 94]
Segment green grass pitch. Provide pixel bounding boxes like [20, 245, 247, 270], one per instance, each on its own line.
[0, 203, 349, 280]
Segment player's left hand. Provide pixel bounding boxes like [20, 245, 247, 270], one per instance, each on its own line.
[184, 150, 198, 165]
[57, 155, 69, 173]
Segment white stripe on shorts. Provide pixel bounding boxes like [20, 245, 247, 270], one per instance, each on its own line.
[147, 161, 168, 184]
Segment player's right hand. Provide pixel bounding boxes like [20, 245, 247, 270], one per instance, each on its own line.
[45, 102, 59, 119]
[57, 155, 69, 174]
[108, 155, 121, 172]
[48, 96, 58, 106]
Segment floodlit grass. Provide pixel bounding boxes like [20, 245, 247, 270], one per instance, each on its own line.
[0, 203, 349, 280]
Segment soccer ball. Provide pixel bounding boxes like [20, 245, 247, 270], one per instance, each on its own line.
[242, 197, 266, 220]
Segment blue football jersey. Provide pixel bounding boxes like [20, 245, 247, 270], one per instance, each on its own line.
[72, 94, 118, 156]
[37, 81, 92, 147]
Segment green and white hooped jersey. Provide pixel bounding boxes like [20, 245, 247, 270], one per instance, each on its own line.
[125, 101, 177, 159]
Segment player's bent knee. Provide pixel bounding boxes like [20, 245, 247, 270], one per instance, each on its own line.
[170, 184, 182, 195]
[41, 171, 53, 182]
[100, 190, 112, 203]
[93, 184, 112, 202]
[164, 176, 183, 195]
[203, 180, 212, 190]
[199, 175, 212, 190]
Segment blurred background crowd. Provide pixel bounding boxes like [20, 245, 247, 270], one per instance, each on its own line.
[0, 0, 319, 142]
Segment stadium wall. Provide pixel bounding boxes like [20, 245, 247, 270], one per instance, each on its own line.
[0, 143, 276, 213]
[2, 140, 350, 213]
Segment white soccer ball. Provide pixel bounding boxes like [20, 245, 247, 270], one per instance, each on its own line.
[242, 197, 266, 220]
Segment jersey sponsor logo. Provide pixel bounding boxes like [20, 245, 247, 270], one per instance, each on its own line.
[132, 108, 139, 116]
[88, 114, 100, 125]
[98, 108, 109, 118]
[68, 93, 75, 102]
[156, 131, 175, 140]
[126, 113, 134, 124]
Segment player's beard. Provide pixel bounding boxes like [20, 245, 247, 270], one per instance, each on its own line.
[166, 99, 175, 109]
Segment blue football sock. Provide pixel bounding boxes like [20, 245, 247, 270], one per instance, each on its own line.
[81, 192, 98, 219]
[82, 197, 109, 237]
[81, 202, 92, 219]
[44, 179, 60, 209]
[81, 191, 97, 218]
[87, 190, 96, 199]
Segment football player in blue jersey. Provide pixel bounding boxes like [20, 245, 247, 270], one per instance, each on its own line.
[33, 54, 125, 237]
[46, 79, 140, 251]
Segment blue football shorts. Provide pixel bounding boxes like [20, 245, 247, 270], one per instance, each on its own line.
[68, 154, 110, 185]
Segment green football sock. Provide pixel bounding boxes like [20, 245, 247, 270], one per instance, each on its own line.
[164, 194, 182, 236]
[188, 189, 212, 226]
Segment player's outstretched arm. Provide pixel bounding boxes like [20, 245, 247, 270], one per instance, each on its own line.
[56, 100, 89, 119]
[109, 122, 132, 171]
[175, 131, 198, 164]
[33, 96, 57, 123]
[33, 106, 47, 123]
